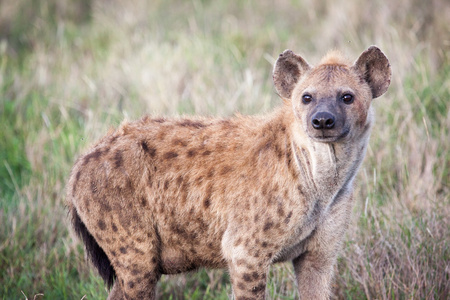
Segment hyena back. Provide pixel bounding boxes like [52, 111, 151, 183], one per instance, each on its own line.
[67, 46, 391, 299]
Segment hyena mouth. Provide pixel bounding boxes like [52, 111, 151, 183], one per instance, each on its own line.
[309, 128, 350, 143]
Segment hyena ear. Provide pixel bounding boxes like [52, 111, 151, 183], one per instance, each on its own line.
[352, 46, 392, 98]
[273, 50, 311, 99]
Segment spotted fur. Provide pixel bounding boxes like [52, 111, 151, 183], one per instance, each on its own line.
[67, 46, 391, 299]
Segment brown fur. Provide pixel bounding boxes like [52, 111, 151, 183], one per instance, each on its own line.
[67, 46, 391, 299]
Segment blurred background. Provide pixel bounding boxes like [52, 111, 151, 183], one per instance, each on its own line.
[0, 0, 448, 299]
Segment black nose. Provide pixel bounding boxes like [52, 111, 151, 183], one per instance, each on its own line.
[311, 112, 335, 129]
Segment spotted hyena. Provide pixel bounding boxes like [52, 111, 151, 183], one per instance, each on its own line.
[66, 46, 391, 299]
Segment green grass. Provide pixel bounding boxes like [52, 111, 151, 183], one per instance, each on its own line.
[0, 0, 448, 299]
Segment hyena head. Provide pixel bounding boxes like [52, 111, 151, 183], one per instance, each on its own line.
[273, 46, 391, 143]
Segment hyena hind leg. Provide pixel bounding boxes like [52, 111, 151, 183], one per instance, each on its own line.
[107, 281, 124, 300]
[108, 266, 161, 300]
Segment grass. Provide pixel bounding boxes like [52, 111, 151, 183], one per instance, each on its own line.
[0, 0, 448, 299]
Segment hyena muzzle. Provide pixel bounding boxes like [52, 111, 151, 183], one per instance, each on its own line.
[67, 46, 391, 299]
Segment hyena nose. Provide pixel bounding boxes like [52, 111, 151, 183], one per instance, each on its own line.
[311, 112, 335, 130]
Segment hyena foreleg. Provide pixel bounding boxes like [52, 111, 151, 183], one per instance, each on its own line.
[293, 191, 354, 299]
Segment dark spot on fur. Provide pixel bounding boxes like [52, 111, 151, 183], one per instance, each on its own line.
[220, 165, 233, 175]
[126, 178, 132, 190]
[131, 268, 140, 276]
[153, 118, 166, 123]
[141, 197, 147, 207]
[178, 119, 206, 128]
[261, 183, 269, 196]
[171, 224, 190, 240]
[234, 238, 242, 247]
[120, 247, 127, 254]
[164, 180, 170, 191]
[83, 197, 90, 210]
[141, 140, 149, 152]
[147, 173, 153, 188]
[297, 185, 305, 196]
[100, 201, 112, 212]
[132, 247, 145, 256]
[128, 281, 135, 289]
[141, 140, 156, 157]
[137, 290, 148, 298]
[187, 149, 197, 157]
[277, 202, 285, 217]
[172, 138, 188, 147]
[263, 221, 273, 232]
[254, 214, 259, 223]
[259, 141, 272, 153]
[284, 211, 293, 224]
[202, 150, 212, 156]
[195, 176, 204, 186]
[111, 251, 116, 257]
[83, 149, 104, 166]
[97, 220, 106, 230]
[189, 207, 195, 215]
[72, 170, 81, 195]
[109, 135, 119, 144]
[114, 151, 123, 168]
[252, 271, 259, 280]
[261, 242, 268, 248]
[90, 180, 97, 194]
[275, 144, 283, 159]
[119, 214, 131, 229]
[203, 197, 211, 209]
[243, 273, 253, 282]
[180, 182, 190, 204]
[206, 168, 215, 178]
[220, 119, 236, 129]
[252, 283, 266, 295]
[148, 275, 158, 285]
[237, 282, 245, 290]
[164, 151, 178, 159]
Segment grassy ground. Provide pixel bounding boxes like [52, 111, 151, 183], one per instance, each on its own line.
[0, 0, 448, 299]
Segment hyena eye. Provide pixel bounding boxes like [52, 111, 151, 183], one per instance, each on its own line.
[342, 94, 354, 104]
[302, 94, 313, 104]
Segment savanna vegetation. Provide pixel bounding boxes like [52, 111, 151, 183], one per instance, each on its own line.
[0, 0, 448, 299]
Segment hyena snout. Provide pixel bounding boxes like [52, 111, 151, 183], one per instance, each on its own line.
[306, 103, 347, 142]
[311, 111, 335, 130]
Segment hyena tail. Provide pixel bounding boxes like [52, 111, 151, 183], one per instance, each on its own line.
[71, 206, 116, 289]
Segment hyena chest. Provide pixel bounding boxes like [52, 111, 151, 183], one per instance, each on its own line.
[274, 199, 328, 263]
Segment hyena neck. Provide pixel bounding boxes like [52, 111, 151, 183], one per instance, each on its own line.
[289, 119, 371, 205]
